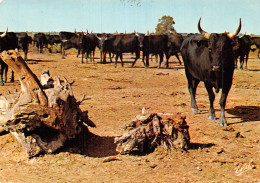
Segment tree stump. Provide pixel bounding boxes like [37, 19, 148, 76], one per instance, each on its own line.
[114, 112, 190, 154]
[0, 50, 95, 157]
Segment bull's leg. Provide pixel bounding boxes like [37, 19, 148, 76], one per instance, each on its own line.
[114, 54, 119, 68]
[155, 54, 158, 63]
[204, 83, 216, 120]
[81, 51, 84, 64]
[102, 51, 107, 64]
[218, 82, 232, 126]
[219, 92, 228, 127]
[24, 49, 28, 61]
[120, 53, 124, 67]
[60, 43, 63, 54]
[186, 71, 200, 113]
[76, 49, 80, 58]
[100, 51, 103, 63]
[157, 53, 164, 69]
[245, 54, 249, 70]
[92, 50, 95, 62]
[165, 55, 170, 69]
[239, 56, 244, 70]
[88, 52, 91, 63]
[109, 52, 113, 62]
[175, 54, 182, 65]
[131, 51, 140, 68]
[40, 43, 43, 54]
[145, 53, 149, 69]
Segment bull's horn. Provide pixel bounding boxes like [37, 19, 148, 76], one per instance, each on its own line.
[198, 18, 210, 39]
[62, 40, 68, 43]
[228, 18, 242, 38]
[1, 27, 8, 38]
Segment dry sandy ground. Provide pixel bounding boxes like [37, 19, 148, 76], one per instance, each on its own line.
[0, 48, 259, 183]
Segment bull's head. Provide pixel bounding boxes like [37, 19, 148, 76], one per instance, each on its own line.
[198, 18, 241, 71]
[136, 33, 145, 49]
[96, 34, 108, 52]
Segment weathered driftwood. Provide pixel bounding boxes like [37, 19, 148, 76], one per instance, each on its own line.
[114, 112, 190, 154]
[0, 50, 95, 157]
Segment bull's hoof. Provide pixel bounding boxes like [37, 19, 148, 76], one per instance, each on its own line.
[191, 108, 200, 114]
[208, 116, 216, 120]
[0, 82, 4, 86]
[218, 119, 227, 127]
[219, 122, 227, 127]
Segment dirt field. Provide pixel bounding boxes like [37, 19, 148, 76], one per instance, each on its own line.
[0, 47, 259, 183]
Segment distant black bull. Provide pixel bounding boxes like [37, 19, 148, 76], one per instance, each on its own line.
[236, 35, 251, 70]
[98, 33, 140, 68]
[96, 33, 114, 64]
[45, 34, 61, 53]
[132, 33, 183, 68]
[59, 31, 80, 56]
[46, 34, 61, 45]
[180, 18, 241, 126]
[166, 33, 184, 66]
[15, 32, 31, 61]
[251, 37, 260, 58]
[33, 32, 48, 53]
[59, 31, 82, 57]
[133, 34, 168, 68]
[0, 30, 18, 85]
[80, 33, 99, 64]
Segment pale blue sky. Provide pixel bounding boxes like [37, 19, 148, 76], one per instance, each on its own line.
[0, 0, 259, 34]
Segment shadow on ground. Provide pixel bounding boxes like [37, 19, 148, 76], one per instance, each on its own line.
[60, 128, 118, 158]
[227, 106, 260, 124]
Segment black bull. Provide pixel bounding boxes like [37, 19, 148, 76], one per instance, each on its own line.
[181, 18, 241, 126]
[99, 34, 140, 68]
[0, 31, 18, 85]
[132, 34, 183, 68]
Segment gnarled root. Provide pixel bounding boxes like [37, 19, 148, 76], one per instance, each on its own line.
[115, 112, 190, 154]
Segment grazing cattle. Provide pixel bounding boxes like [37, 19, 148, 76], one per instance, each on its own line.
[46, 34, 61, 45]
[180, 18, 241, 126]
[99, 33, 140, 68]
[167, 33, 184, 66]
[133, 34, 169, 68]
[33, 33, 48, 53]
[237, 35, 251, 70]
[15, 32, 30, 61]
[45, 34, 61, 53]
[251, 37, 260, 58]
[0, 30, 18, 85]
[59, 31, 82, 57]
[59, 31, 79, 56]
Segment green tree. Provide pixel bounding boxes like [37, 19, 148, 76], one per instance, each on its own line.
[155, 15, 176, 35]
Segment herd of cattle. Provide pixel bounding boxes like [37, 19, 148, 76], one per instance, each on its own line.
[0, 18, 260, 126]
